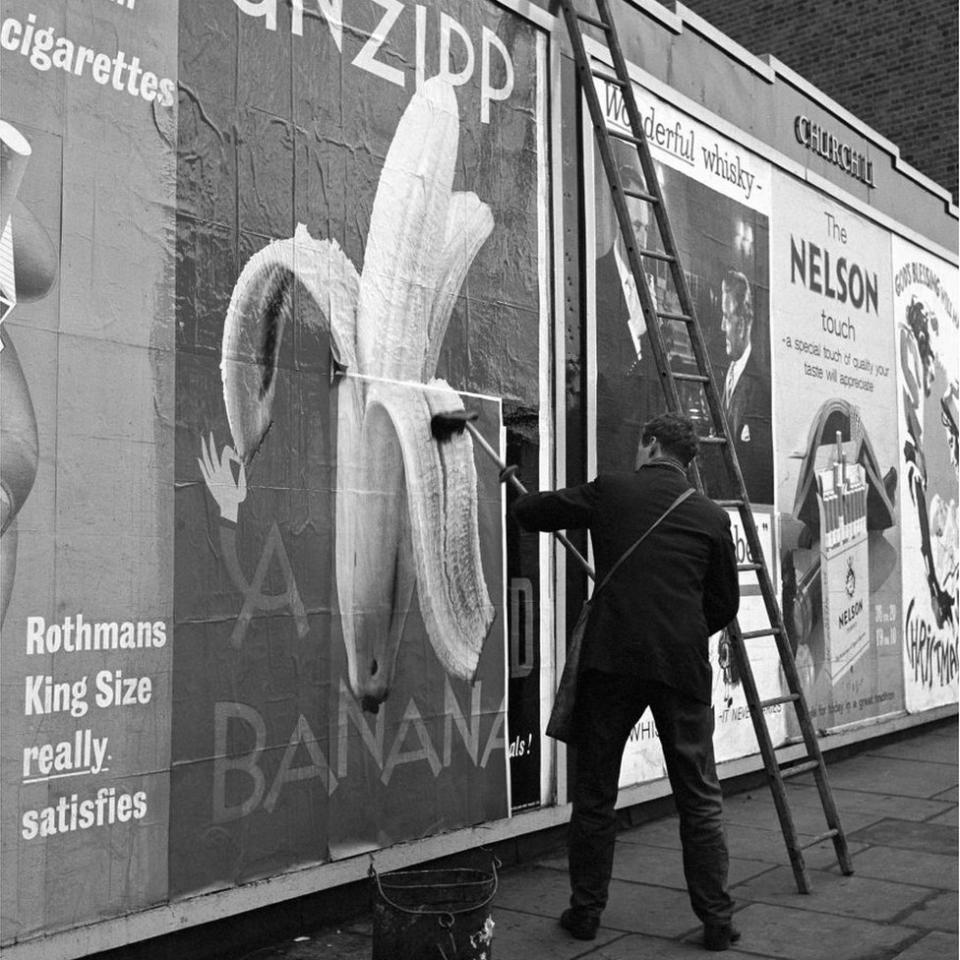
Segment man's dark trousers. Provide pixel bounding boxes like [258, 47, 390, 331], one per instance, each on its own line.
[568, 669, 733, 925]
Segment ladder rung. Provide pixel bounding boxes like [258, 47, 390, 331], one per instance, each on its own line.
[738, 562, 762, 572]
[698, 435, 728, 445]
[657, 310, 693, 323]
[713, 498, 743, 508]
[577, 12, 610, 30]
[800, 829, 840, 848]
[609, 129, 644, 146]
[760, 693, 800, 709]
[780, 760, 820, 780]
[741, 628, 782, 640]
[624, 188, 658, 203]
[636, 248, 675, 262]
[594, 70, 628, 87]
[673, 372, 709, 384]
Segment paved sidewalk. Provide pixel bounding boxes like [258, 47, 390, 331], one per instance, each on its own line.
[243, 718, 958, 960]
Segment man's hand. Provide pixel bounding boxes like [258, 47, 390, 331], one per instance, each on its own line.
[198, 433, 246, 524]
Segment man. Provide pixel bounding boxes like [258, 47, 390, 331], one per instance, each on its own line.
[595, 164, 660, 470]
[511, 413, 741, 951]
[596, 164, 656, 360]
[719, 270, 773, 503]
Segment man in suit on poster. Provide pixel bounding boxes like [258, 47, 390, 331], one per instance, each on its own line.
[594, 165, 660, 470]
[719, 270, 773, 503]
[595, 166, 655, 361]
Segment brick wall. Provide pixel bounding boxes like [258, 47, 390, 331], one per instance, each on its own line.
[679, 0, 958, 204]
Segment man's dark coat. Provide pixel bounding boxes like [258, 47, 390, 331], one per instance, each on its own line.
[513, 461, 739, 705]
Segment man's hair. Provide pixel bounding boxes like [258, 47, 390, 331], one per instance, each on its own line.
[722, 269, 753, 328]
[641, 413, 700, 465]
[618, 162, 647, 194]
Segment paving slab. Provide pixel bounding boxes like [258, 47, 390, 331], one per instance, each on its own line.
[540, 844, 775, 890]
[620, 814, 684, 850]
[730, 863, 931, 922]
[898, 890, 959, 933]
[921, 723, 959, 739]
[620, 812, 866, 874]
[926, 807, 959, 825]
[890, 930, 960, 960]
[620, 816, 821, 867]
[866, 733, 958, 765]
[722, 902, 915, 960]
[492, 864, 573, 918]
[785, 781, 955, 823]
[490, 906, 625, 959]
[817, 754, 958, 798]
[723, 787, 887, 834]
[494, 864, 699, 937]
[847, 817, 959, 855]
[599, 878, 703, 938]
[721, 823, 829, 866]
[845, 845, 959, 890]
[585, 932, 776, 959]
[796, 837, 869, 871]
[932, 785, 958, 802]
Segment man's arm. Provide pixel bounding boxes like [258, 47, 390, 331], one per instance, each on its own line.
[512, 481, 598, 533]
[703, 514, 740, 634]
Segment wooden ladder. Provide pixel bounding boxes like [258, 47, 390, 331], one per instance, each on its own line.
[557, 0, 854, 893]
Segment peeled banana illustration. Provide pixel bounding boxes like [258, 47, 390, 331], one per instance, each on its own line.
[220, 78, 496, 708]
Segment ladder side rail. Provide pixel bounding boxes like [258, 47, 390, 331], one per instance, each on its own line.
[561, 4, 685, 417]
[771, 611, 855, 872]
[727, 620, 812, 893]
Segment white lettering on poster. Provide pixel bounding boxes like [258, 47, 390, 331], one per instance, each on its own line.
[22, 731, 109, 779]
[0, 12, 175, 106]
[21, 788, 148, 840]
[212, 677, 506, 821]
[231, 0, 515, 122]
[25, 614, 166, 654]
[18, 611, 161, 848]
[23, 671, 153, 717]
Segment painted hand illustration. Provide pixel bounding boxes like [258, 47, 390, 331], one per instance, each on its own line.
[198, 434, 247, 524]
[218, 78, 496, 709]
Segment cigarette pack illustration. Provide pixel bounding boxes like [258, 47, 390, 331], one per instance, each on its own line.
[817, 431, 870, 680]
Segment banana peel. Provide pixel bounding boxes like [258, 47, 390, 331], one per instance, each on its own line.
[220, 78, 496, 708]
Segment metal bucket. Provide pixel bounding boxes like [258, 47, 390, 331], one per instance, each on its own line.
[370, 859, 498, 960]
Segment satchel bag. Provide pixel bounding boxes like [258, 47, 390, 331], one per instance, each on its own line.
[545, 487, 694, 743]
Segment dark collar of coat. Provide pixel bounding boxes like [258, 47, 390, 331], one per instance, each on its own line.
[639, 457, 688, 477]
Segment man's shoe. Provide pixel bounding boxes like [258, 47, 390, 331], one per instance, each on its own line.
[703, 923, 741, 951]
[559, 908, 599, 941]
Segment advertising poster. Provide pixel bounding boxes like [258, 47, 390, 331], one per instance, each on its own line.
[591, 78, 783, 785]
[773, 173, 903, 732]
[0, 0, 178, 944]
[171, 0, 544, 894]
[891, 239, 959, 711]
